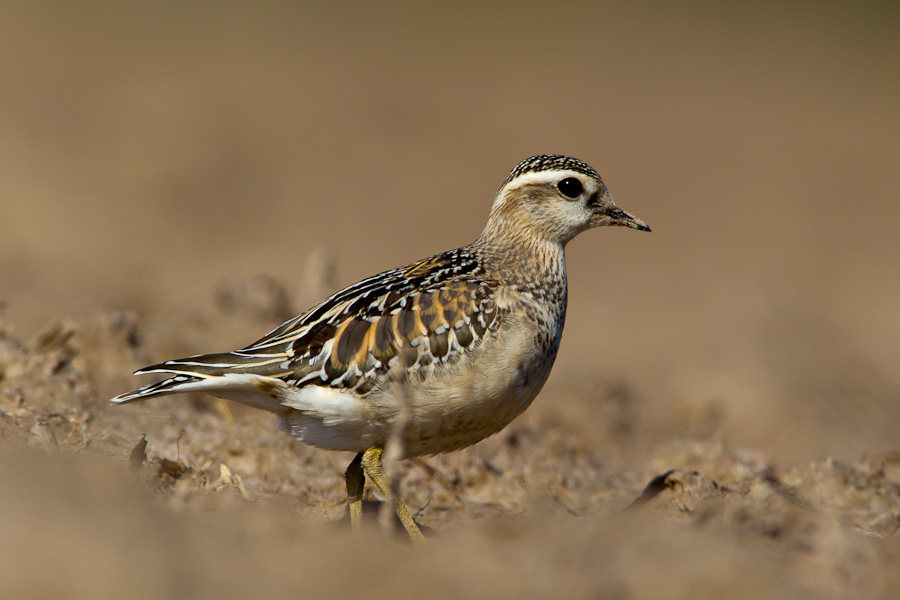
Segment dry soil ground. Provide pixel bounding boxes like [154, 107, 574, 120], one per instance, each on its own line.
[2, 4, 899, 599]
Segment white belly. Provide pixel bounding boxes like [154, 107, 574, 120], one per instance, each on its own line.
[280, 313, 561, 456]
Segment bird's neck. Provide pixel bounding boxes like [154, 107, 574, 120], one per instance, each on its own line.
[473, 216, 568, 301]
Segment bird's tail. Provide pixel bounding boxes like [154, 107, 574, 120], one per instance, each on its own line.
[110, 351, 291, 413]
[110, 374, 205, 404]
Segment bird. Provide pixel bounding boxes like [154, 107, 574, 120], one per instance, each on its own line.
[112, 154, 650, 542]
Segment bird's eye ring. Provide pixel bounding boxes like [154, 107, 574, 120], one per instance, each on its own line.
[557, 177, 583, 199]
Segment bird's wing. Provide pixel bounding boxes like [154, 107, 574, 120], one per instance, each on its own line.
[112, 248, 508, 404]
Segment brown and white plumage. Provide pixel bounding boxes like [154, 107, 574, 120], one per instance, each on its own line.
[112, 154, 650, 540]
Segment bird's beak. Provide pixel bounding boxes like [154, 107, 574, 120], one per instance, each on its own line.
[595, 205, 652, 232]
[608, 206, 651, 231]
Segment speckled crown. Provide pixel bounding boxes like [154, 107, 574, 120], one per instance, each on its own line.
[504, 155, 600, 185]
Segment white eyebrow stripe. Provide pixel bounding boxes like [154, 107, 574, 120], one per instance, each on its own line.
[492, 169, 601, 210]
[505, 169, 589, 188]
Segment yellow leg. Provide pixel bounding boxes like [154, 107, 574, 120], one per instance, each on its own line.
[345, 452, 364, 534]
[360, 446, 426, 544]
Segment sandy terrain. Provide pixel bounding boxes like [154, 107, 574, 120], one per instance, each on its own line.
[1, 3, 899, 598]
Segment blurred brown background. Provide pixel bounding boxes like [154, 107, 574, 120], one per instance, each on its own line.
[1, 3, 899, 597]
[3, 1, 898, 461]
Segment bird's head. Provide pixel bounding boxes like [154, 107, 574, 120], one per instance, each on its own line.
[483, 155, 650, 246]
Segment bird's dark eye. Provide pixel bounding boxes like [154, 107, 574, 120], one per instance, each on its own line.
[557, 177, 583, 199]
